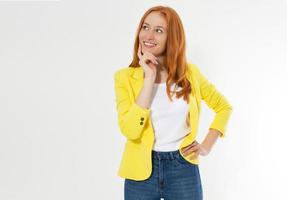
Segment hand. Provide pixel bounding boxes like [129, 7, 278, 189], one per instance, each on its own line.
[180, 140, 210, 160]
[137, 43, 158, 80]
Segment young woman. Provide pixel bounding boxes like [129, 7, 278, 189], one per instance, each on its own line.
[114, 5, 233, 200]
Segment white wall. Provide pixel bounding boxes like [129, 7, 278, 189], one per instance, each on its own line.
[0, 0, 286, 199]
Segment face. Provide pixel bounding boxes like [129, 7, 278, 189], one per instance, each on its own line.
[138, 11, 168, 57]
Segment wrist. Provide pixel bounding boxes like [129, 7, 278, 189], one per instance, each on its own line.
[144, 77, 155, 85]
[201, 142, 212, 154]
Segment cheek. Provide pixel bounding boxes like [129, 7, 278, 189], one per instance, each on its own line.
[158, 39, 167, 48]
[158, 36, 167, 46]
[138, 32, 145, 41]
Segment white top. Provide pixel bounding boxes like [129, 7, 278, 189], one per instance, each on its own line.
[150, 82, 191, 152]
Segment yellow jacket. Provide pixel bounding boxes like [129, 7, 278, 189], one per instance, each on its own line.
[113, 62, 233, 180]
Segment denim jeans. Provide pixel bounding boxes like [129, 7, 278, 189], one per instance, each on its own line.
[124, 149, 203, 200]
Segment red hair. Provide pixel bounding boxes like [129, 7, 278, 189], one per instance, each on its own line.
[129, 5, 192, 104]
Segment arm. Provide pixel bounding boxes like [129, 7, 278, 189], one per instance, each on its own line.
[181, 65, 233, 158]
[201, 128, 221, 153]
[194, 64, 233, 138]
[114, 71, 154, 140]
[135, 77, 155, 110]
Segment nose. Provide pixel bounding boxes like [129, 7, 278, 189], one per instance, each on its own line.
[145, 29, 155, 40]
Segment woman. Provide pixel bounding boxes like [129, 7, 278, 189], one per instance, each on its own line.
[114, 5, 233, 200]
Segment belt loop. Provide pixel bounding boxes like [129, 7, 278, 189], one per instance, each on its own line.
[169, 152, 174, 159]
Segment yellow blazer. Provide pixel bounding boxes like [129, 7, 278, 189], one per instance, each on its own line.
[113, 62, 233, 180]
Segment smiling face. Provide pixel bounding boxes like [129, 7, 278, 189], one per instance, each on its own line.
[138, 11, 168, 57]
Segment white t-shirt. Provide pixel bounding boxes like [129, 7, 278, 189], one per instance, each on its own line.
[150, 82, 191, 152]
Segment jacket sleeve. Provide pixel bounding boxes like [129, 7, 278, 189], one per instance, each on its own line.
[113, 70, 151, 140]
[193, 64, 233, 138]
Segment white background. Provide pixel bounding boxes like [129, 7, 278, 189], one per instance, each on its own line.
[0, 0, 287, 199]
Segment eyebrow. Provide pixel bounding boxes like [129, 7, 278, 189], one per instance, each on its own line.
[143, 22, 165, 30]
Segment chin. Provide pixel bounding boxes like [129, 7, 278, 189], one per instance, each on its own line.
[143, 48, 158, 54]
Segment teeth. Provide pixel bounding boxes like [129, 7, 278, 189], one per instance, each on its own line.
[144, 42, 156, 46]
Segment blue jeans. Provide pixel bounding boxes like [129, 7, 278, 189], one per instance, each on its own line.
[124, 149, 203, 200]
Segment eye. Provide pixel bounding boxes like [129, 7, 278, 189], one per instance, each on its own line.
[142, 25, 148, 30]
[156, 29, 163, 33]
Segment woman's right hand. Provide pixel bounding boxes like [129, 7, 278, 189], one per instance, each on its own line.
[137, 43, 158, 80]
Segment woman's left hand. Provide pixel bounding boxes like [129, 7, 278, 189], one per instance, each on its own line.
[180, 140, 210, 160]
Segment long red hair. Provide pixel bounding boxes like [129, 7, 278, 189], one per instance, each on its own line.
[129, 5, 192, 104]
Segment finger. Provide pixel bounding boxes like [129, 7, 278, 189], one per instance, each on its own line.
[185, 141, 198, 150]
[150, 58, 158, 65]
[182, 141, 198, 151]
[142, 54, 158, 65]
[183, 145, 199, 155]
[184, 146, 199, 155]
[145, 51, 159, 63]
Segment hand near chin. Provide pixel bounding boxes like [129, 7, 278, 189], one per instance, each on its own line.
[137, 43, 159, 79]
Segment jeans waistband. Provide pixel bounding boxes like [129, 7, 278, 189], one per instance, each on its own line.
[152, 149, 180, 160]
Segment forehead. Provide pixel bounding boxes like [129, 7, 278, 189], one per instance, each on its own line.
[143, 11, 167, 28]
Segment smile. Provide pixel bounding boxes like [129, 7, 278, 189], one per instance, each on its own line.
[143, 41, 157, 48]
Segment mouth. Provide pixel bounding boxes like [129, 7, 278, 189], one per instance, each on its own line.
[143, 41, 157, 48]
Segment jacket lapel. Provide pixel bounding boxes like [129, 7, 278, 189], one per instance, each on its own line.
[128, 67, 144, 100]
